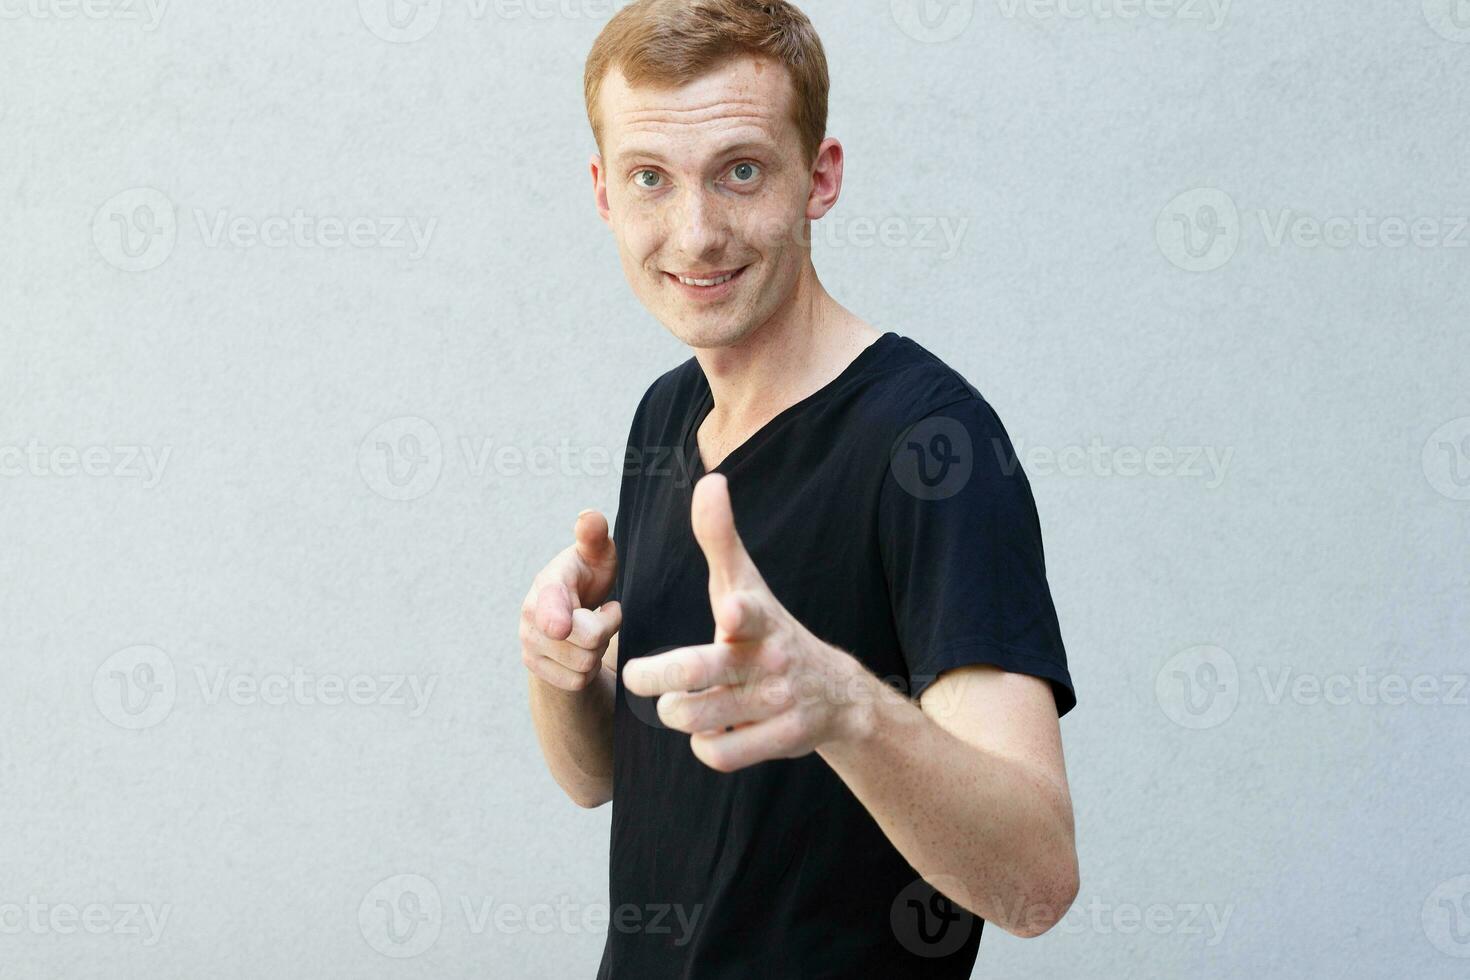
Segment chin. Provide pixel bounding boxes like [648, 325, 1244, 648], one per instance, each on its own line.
[661, 316, 759, 351]
[673, 320, 764, 351]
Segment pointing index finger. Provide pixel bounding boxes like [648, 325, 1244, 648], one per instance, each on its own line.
[622, 642, 756, 697]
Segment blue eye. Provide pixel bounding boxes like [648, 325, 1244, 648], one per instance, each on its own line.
[634, 170, 662, 189]
[729, 162, 759, 183]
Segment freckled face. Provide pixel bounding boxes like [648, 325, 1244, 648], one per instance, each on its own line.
[594, 55, 814, 350]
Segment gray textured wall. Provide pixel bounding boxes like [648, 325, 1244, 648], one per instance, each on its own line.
[2, 1, 1468, 977]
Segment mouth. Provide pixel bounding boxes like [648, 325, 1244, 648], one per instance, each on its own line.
[663, 264, 750, 299]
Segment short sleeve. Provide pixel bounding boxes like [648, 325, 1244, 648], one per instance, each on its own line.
[878, 396, 1075, 717]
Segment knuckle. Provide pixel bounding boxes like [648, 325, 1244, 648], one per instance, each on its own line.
[762, 643, 792, 676]
[780, 708, 809, 743]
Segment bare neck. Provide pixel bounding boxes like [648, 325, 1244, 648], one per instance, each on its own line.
[692, 268, 884, 464]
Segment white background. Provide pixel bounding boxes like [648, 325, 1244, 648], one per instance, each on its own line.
[2, 0, 1469, 976]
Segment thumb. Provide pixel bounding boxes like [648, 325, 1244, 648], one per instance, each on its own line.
[573, 509, 614, 567]
[691, 474, 763, 599]
[569, 508, 617, 609]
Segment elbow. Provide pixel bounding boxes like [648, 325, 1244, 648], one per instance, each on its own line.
[563, 781, 612, 809]
[570, 792, 610, 810]
[1006, 856, 1079, 939]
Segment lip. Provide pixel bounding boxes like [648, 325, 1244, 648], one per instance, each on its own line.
[664, 264, 749, 301]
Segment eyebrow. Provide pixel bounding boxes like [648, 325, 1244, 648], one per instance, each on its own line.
[612, 140, 775, 168]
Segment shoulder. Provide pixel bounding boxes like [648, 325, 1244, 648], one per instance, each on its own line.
[623, 355, 704, 442]
[853, 334, 1005, 436]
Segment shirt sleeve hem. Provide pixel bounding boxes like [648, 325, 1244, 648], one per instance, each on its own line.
[906, 639, 1077, 719]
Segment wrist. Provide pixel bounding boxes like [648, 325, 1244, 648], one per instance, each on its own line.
[821, 646, 880, 749]
[530, 664, 607, 703]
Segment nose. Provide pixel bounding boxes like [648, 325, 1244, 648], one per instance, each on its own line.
[667, 185, 729, 263]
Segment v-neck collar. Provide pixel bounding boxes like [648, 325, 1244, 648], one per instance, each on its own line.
[681, 332, 900, 480]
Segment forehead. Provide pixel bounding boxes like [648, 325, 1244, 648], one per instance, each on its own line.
[601, 54, 796, 164]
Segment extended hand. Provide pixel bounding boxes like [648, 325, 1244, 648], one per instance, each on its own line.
[519, 510, 622, 692]
[622, 474, 868, 771]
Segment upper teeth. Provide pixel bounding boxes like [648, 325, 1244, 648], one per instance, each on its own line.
[678, 271, 737, 286]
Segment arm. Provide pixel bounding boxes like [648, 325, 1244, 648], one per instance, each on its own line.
[521, 511, 621, 809]
[527, 635, 618, 808]
[817, 662, 1078, 937]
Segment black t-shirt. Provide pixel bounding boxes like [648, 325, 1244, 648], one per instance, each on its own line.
[596, 331, 1074, 979]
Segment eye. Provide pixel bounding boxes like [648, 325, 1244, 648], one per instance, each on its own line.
[633, 170, 663, 189]
[727, 161, 761, 184]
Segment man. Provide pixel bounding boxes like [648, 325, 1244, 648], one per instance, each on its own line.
[520, 1, 1078, 975]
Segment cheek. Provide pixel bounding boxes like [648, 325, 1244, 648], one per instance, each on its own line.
[739, 194, 807, 253]
[618, 206, 671, 263]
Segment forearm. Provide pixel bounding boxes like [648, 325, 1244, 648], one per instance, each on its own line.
[816, 667, 1078, 937]
[528, 665, 615, 808]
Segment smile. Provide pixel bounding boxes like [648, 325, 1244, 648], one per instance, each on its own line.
[664, 265, 749, 298]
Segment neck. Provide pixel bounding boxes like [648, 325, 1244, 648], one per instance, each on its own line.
[692, 262, 882, 432]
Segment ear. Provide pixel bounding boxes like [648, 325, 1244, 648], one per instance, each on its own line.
[590, 153, 611, 225]
[805, 137, 844, 222]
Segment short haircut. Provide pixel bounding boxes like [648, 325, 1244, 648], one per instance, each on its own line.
[584, 0, 830, 169]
